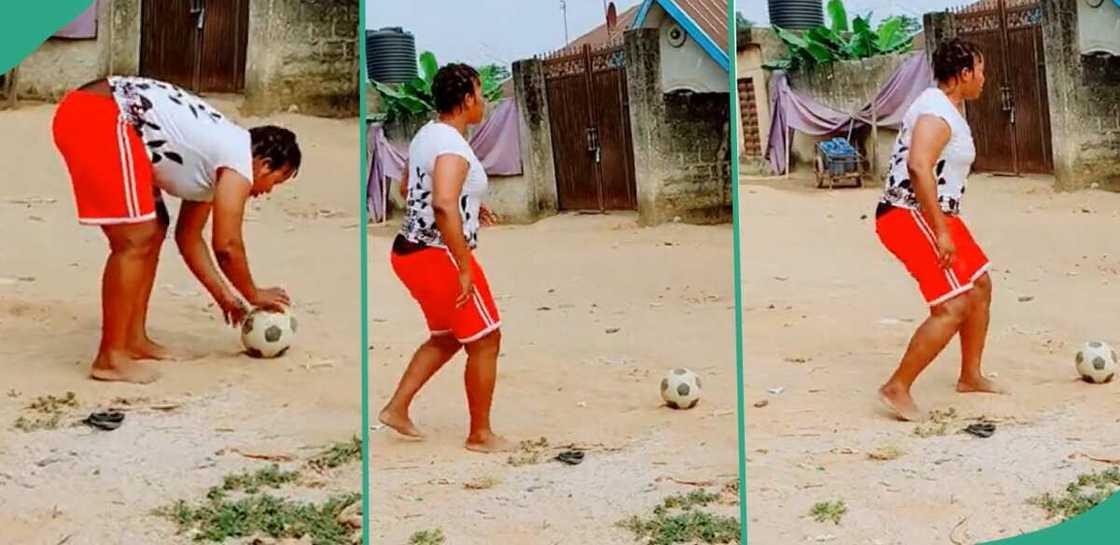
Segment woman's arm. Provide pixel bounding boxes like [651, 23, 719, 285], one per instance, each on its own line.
[908, 114, 954, 268]
[430, 154, 473, 307]
[211, 169, 290, 310]
[175, 200, 247, 325]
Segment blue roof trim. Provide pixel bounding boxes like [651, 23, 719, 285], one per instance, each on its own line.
[631, 0, 730, 73]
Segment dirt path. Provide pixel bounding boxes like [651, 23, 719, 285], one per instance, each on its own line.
[0, 102, 362, 545]
[740, 173, 1120, 544]
[368, 213, 740, 544]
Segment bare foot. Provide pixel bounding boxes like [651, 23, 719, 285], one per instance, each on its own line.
[128, 338, 175, 361]
[90, 353, 159, 384]
[465, 432, 515, 453]
[378, 407, 424, 438]
[957, 376, 1007, 394]
[878, 383, 924, 422]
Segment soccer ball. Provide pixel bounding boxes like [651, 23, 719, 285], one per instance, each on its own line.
[660, 368, 702, 409]
[241, 309, 296, 358]
[1075, 341, 1118, 384]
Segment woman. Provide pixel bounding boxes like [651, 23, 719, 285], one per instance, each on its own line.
[53, 76, 299, 384]
[378, 64, 510, 453]
[875, 38, 1001, 421]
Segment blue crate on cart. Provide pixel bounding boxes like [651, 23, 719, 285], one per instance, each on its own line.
[818, 137, 860, 176]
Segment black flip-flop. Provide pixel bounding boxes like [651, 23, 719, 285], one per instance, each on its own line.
[83, 410, 125, 431]
[962, 422, 995, 438]
[554, 450, 585, 465]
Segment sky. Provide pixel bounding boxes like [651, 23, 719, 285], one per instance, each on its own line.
[737, 0, 965, 27]
[366, 0, 645, 68]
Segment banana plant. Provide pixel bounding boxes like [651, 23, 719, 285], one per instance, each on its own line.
[372, 51, 508, 123]
[763, 0, 917, 71]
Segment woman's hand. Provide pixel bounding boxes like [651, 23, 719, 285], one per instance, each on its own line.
[218, 294, 250, 327]
[251, 287, 291, 312]
[936, 230, 956, 269]
[480, 205, 499, 227]
[455, 267, 474, 309]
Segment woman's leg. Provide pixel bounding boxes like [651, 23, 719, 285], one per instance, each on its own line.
[127, 200, 170, 359]
[957, 273, 1002, 393]
[92, 221, 163, 384]
[463, 329, 512, 452]
[879, 293, 971, 421]
[379, 334, 462, 437]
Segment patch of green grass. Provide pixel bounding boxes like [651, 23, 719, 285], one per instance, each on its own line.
[1029, 467, 1120, 520]
[619, 489, 740, 545]
[913, 407, 958, 438]
[13, 392, 78, 432]
[160, 492, 359, 545]
[13, 413, 63, 432]
[206, 464, 300, 500]
[809, 500, 847, 525]
[309, 436, 362, 470]
[408, 528, 446, 545]
[507, 437, 550, 467]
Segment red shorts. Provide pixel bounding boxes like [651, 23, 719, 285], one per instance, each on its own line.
[391, 248, 501, 343]
[877, 207, 991, 306]
[52, 90, 156, 225]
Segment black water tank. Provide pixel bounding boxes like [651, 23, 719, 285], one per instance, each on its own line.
[366, 27, 418, 84]
[768, 0, 824, 29]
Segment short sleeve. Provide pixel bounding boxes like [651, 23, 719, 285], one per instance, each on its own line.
[217, 126, 255, 185]
[429, 125, 475, 169]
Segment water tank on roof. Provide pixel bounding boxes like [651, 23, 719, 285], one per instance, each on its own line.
[768, 0, 824, 29]
[366, 27, 418, 84]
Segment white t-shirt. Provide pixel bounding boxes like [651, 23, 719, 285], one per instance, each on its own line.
[399, 122, 488, 249]
[880, 88, 976, 215]
[109, 76, 253, 202]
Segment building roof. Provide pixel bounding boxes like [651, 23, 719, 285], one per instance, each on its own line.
[634, 0, 729, 71]
[567, 3, 642, 50]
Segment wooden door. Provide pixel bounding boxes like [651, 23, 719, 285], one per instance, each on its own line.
[140, 0, 199, 89]
[543, 44, 637, 211]
[140, 0, 249, 93]
[953, 0, 1052, 174]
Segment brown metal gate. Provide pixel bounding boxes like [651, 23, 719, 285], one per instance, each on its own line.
[140, 0, 250, 93]
[543, 43, 637, 211]
[951, 0, 1052, 174]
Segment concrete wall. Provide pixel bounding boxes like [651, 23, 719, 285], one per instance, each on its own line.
[1040, 0, 1120, 191]
[243, 0, 359, 117]
[638, 4, 725, 94]
[626, 28, 731, 225]
[14, 0, 141, 101]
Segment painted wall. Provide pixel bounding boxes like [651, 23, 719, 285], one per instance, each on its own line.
[638, 4, 725, 94]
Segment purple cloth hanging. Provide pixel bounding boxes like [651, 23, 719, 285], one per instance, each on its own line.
[366, 97, 524, 221]
[766, 53, 934, 175]
[54, 1, 98, 40]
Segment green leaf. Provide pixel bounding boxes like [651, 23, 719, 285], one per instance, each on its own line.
[806, 26, 847, 55]
[372, 81, 405, 100]
[875, 17, 904, 53]
[850, 16, 876, 57]
[419, 51, 439, 86]
[826, 0, 849, 34]
[762, 57, 794, 71]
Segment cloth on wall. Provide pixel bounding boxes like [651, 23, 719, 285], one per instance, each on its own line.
[367, 98, 523, 222]
[766, 53, 934, 175]
[54, 1, 98, 40]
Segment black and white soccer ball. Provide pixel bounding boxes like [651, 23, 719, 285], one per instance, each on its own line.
[241, 309, 296, 358]
[1075, 341, 1117, 384]
[661, 368, 702, 409]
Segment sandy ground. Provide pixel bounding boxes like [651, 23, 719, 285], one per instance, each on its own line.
[368, 213, 740, 544]
[0, 100, 362, 544]
[741, 172, 1120, 545]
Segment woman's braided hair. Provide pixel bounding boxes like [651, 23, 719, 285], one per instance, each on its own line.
[249, 125, 301, 174]
[932, 38, 983, 84]
[432, 63, 481, 115]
